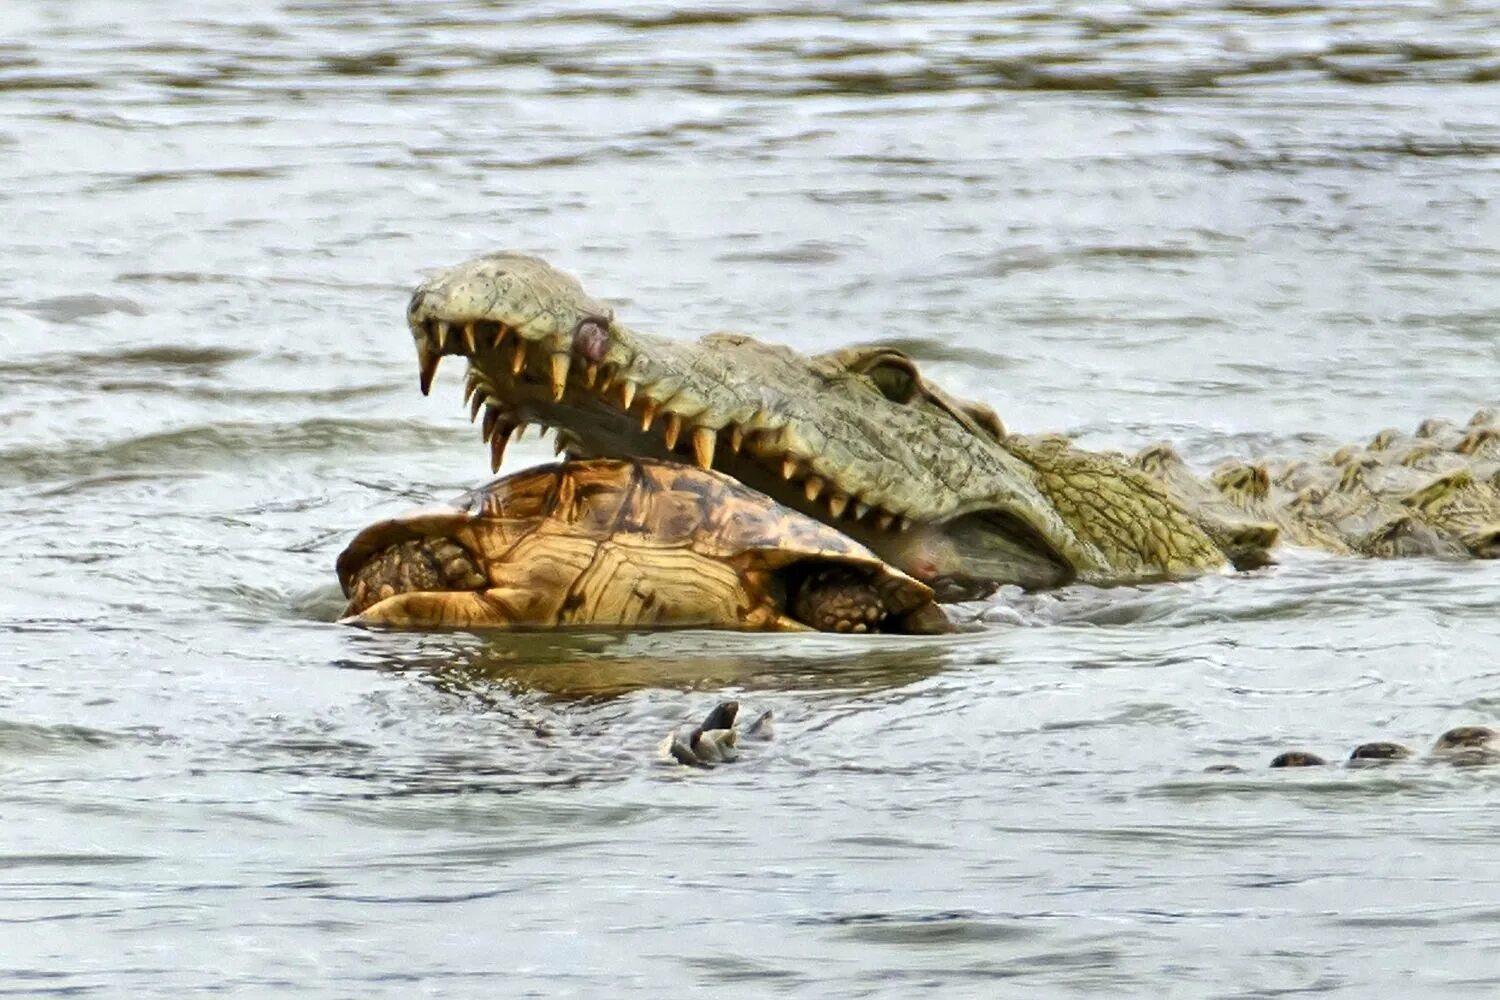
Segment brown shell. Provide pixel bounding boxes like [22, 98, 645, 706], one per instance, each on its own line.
[337, 458, 935, 629]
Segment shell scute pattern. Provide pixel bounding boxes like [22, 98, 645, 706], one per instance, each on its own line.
[339, 459, 939, 631]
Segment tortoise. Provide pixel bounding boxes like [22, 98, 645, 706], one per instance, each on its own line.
[337, 458, 950, 634]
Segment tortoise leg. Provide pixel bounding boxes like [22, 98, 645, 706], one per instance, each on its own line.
[341, 537, 530, 628]
[789, 567, 887, 634]
[343, 538, 486, 616]
[341, 590, 523, 628]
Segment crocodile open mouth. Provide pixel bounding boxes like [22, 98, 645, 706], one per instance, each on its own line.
[403, 252, 1087, 597]
[412, 314, 918, 536]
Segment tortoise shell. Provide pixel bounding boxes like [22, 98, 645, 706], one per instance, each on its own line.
[337, 458, 940, 632]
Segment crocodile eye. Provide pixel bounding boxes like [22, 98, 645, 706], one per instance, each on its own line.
[859, 354, 921, 404]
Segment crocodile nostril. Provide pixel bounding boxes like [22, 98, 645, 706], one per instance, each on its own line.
[573, 318, 610, 363]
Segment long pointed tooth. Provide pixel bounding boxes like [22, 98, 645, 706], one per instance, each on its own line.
[469, 391, 485, 423]
[489, 421, 516, 472]
[491, 323, 509, 348]
[804, 476, 824, 501]
[640, 398, 659, 431]
[728, 425, 744, 455]
[434, 321, 450, 351]
[462, 322, 478, 354]
[896, 516, 910, 532]
[417, 341, 441, 397]
[598, 366, 617, 394]
[854, 501, 871, 520]
[691, 426, 716, 469]
[553, 435, 568, 456]
[550, 354, 570, 402]
[876, 511, 896, 531]
[584, 363, 599, 389]
[828, 494, 849, 518]
[463, 371, 480, 406]
[663, 413, 682, 451]
[781, 455, 797, 480]
[511, 341, 527, 376]
[620, 380, 637, 411]
[481, 404, 502, 442]
[514, 422, 530, 441]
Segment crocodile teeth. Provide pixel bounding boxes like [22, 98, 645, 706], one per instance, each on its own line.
[469, 391, 485, 423]
[549, 354, 570, 402]
[781, 456, 797, 480]
[489, 420, 517, 472]
[462, 322, 478, 355]
[583, 363, 599, 389]
[804, 476, 824, 501]
[876, 512, 896, 531]
[640, 398, 659, 432]
[553, 435, 568, 456]
[511, 341, 527, 376]
[728, 425, 744, 455]
[619, 380, 637, 411]
[663, 413, 682, 451]
[854, 501, 871, 521]
[481, 404, 503, 442]
[417, 341, 441, 396]
[691, 426, 715, 469]
[828, 494, 849, 518]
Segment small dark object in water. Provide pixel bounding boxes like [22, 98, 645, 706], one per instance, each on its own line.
[659, 701, 774, 768]
[1270, 750, 1327, 768]
[1349, 741, 1413, 762]
[1432, 725, 1499, 764]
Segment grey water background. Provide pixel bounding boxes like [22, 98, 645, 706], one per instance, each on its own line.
[3, 0, 1500, 995]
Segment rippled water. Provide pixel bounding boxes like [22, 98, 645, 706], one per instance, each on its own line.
[4, 1, 1500, 995]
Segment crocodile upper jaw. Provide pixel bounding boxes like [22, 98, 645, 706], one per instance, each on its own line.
[405, 252, 1088, 596]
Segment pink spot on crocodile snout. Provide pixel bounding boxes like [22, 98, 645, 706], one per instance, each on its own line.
[906, 557, 939, 581]
[573, 318, 610, 363]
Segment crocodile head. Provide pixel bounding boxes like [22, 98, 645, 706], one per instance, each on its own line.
[406, 252, 1110, 599]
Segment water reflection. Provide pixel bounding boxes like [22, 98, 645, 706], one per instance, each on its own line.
[336, 627, 958, 699]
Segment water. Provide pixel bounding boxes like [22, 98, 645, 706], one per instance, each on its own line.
[3, 1, 1499, 995]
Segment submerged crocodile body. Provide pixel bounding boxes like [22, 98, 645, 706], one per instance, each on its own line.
[399, 251, 1498, 604]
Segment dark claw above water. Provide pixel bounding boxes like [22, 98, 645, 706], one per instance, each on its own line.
[698, 700, 739, 733]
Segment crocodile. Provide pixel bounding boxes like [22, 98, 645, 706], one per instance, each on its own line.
[401, 251, 1500, 602]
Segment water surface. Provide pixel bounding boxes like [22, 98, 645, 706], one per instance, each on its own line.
[3, 1, 1499, 995]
